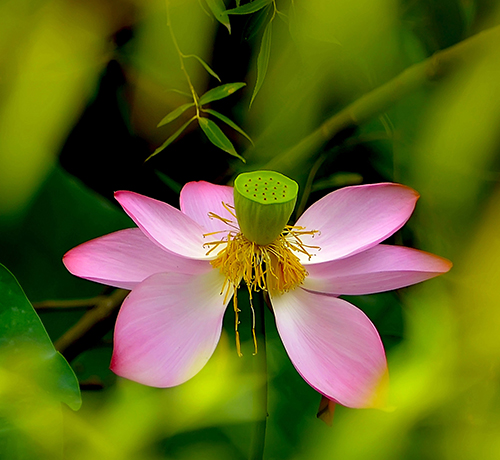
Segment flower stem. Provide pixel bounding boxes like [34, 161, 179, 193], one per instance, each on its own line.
[249, 291, 268, 460]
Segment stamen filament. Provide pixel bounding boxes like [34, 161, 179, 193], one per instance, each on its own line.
[233, 289, 243, 357]
[206, 207, 319, 358]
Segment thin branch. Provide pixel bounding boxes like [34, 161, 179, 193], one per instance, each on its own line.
[34, 295, 107, 311]
[166, 0, 200, 116]
[261, 25, 500, 175]
[55, 289, 129, 362]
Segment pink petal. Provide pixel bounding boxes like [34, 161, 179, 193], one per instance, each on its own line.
[115, 191, 209, 260]
[63, 228, 211, 290]
[180, 181, 238, 234]
[271, 288, 387, 408]
[295, 183, 420, 264]
[303, 244, 452, 295]
[111, 269, 229, 387]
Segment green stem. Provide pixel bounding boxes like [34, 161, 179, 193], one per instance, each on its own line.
[165, 0, 200, 117]
[261, 24, 500, 175]
[249, 291, 268, 460]
[54, 289, 128, 362]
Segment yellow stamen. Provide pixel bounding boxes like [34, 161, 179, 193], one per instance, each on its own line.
[204, 207, 319, 356]
[206, 224, 318, 296]
[233, 289, 242, 357]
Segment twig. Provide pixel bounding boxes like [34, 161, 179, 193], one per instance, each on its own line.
[33, 295, 107, 311]
[55, 289, 129, 362]
[261, 25, 500, 174]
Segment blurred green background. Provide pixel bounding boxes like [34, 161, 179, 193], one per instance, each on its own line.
[1, 0, 500, 458]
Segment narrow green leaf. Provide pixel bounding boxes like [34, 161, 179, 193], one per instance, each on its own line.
[199, 82, 246, 105]
[154, 170, 182, 194]
[167, 88, 192, 98]
[205, 0, 231, 33]
[250, 22, 272, 107]
[147, 116, 196, 161]
[243, 3, 273, 41]
[157, 102, 195, 127]
[183, 54, 221, 82]
[227, 0, 273, 15]
[198, 117, 245, 162]
[202, 108, 253, 144]
[312, 173, 363, 192]
[0, 263, 82, 411]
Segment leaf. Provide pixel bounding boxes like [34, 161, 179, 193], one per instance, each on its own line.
[202, 108, 253, 144]
[183, 54, 221, 82]
[167, 88, 193, 98]
[198, 117, 245, 162]
[312, 173, 363, 192]
[0, 263, 82, 411]
[147, 116, 196, 161]
[157, 102, 195, 127]
[154, 170, 182, 194]
[199, 82, 246, 105]
[250, 22, 272, 107]
[226, 0, 273, 15]
[205, 0, 231, 33]
[243, 3, 273, 41]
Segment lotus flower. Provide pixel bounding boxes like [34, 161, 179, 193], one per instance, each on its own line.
[63, 171, 451, 408]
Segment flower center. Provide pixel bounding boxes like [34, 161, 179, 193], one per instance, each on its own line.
[204, 205, 319, 356]
[207, 226, 316, 296]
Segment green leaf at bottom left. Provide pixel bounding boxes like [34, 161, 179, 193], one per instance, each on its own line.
[0, 263, 82, 411]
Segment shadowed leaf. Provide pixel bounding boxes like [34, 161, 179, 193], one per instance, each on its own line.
[243, 3, 273, 41]
[227, 0, 273, 15]
[250, 22, 272, 107]
[205, 0, 231, 33]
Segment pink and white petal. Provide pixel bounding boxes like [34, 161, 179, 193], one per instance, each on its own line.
[111, 269, 230, 387]
[180, 181, 238, 234]
[63, 228, 211, 290]
[115, 191, 209, 260]
[303, 244, 452, 296]
[271, 288, 387, 408]
[295, 183, 420, 264]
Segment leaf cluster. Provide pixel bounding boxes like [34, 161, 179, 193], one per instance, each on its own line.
[154, 0, 284, 162]
[152, 82, 250, 162]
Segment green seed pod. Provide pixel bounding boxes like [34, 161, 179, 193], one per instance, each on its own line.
[234, 171, 299, 245]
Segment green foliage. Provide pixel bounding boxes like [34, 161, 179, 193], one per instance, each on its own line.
[199, 117, 245, 161]
[250, 21, 273, 107]
[199, 82, 246, 105]
[201, 108, 253, 144]
[150, 116, 197, 160]
[157, 102, 196, 127]
[205, 0, 231, 33]
[154, 82, 248, 160]
[226, 0, 274, 15]
[183, 53, 222, 82]
[0, 263, 81, 411]
[0, 264, 81, 459]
